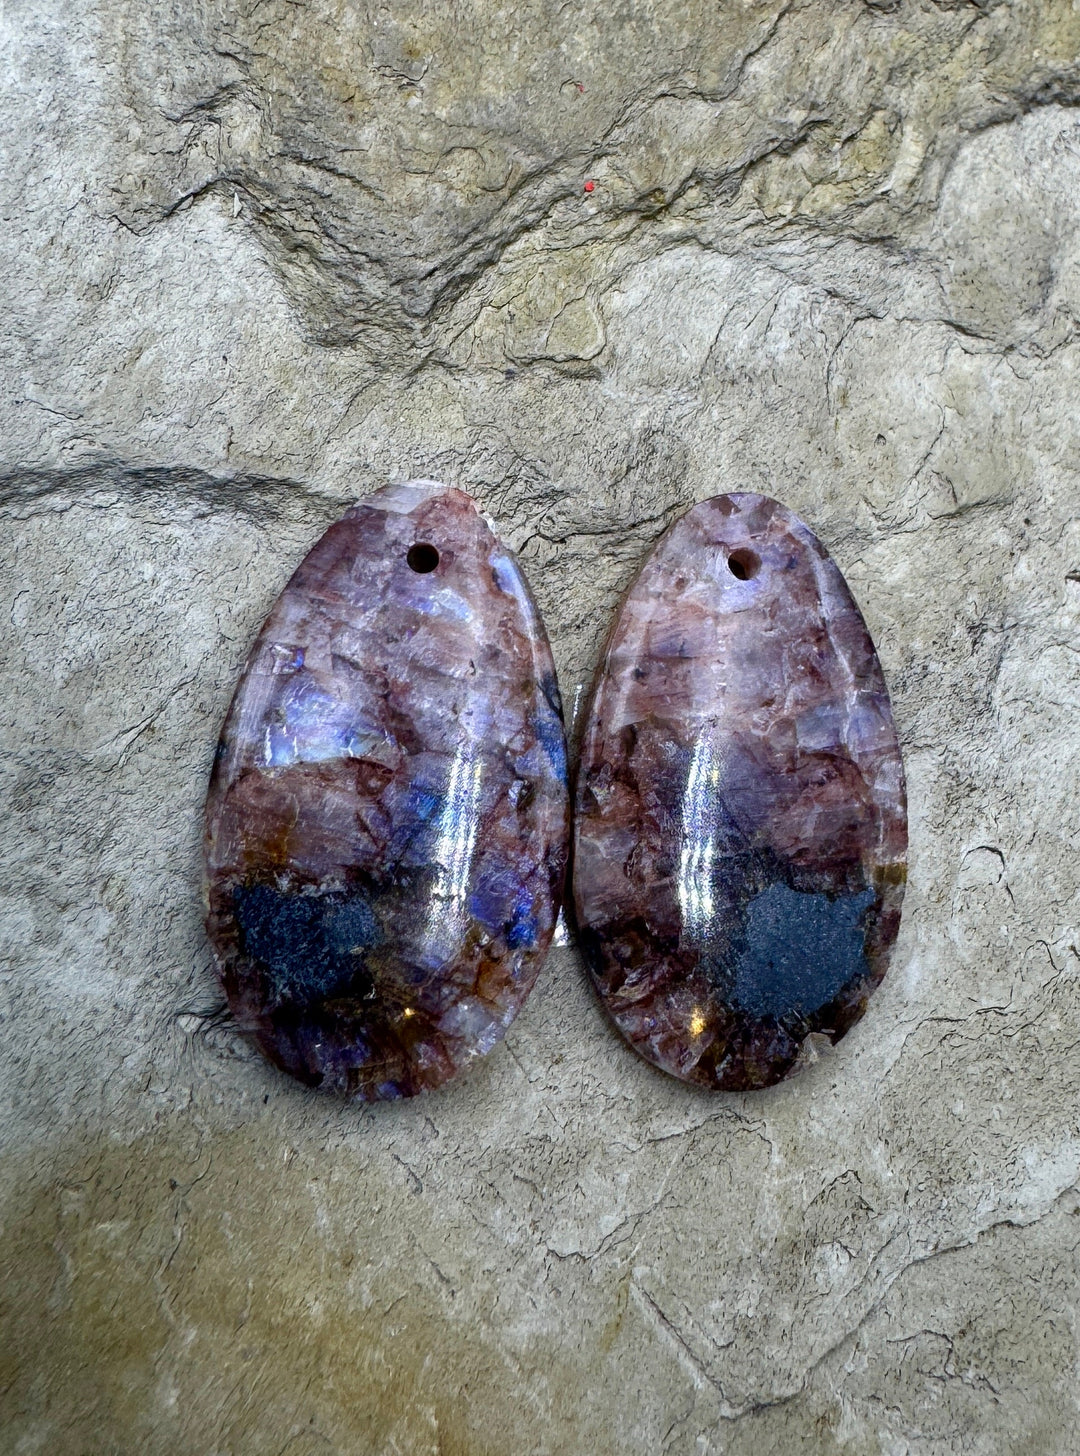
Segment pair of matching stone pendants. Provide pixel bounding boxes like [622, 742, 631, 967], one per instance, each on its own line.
[203, 480, 907, 1099]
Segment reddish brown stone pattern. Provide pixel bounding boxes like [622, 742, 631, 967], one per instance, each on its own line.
[572, 493, 907, 1091]
[204, 482, 569, 1099]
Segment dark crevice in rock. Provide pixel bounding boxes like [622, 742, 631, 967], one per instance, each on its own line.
[0, 463, 333, 522]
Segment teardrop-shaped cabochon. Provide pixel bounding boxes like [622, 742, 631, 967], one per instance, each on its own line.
[573, 493, 907, 1091]
[205, 482, 569, 1099]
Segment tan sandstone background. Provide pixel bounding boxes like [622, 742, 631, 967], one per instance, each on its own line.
[3, 2, 1080, 1451]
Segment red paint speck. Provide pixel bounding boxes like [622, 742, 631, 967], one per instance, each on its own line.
[583, 179, 595, 193]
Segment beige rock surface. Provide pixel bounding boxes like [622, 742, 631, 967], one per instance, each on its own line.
[3, 2, 1080, 1451]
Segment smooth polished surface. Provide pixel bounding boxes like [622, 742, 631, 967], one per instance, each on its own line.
[204, 481, 569, 1098]
[574, 493, 907, 1090]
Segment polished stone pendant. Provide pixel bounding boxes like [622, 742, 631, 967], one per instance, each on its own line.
[573, 493, 906, 1091]
[204, 481, 569, 1099]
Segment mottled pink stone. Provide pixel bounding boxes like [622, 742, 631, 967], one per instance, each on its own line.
[204, 482, 569, 1099]
[573, 493, 907, 1091]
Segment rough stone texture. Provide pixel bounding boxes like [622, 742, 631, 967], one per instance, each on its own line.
[205, 480, 569, 1099]
[2, 2, 1080, 1452]
[574, 493, 906, 1090]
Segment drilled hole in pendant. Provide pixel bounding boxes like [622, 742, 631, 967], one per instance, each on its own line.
[407, 542, 440, 573]
[727, 548, 759, 581]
